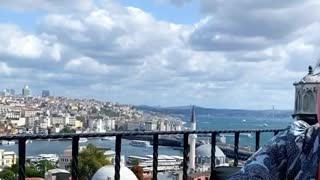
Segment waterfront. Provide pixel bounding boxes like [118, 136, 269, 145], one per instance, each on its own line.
[0, 109, 292, 157]
[0, 138, 182, 157]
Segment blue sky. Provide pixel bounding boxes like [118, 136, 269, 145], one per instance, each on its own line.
[0, 0, 319, 110]
[0, 7, 40, 32]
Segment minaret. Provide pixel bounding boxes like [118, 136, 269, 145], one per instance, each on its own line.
[189, 105, 197, 172]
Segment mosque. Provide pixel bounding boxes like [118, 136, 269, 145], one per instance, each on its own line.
[189, 106, 228, 174]
[91, 157, 138, 180]
[91, 106, 227, 179]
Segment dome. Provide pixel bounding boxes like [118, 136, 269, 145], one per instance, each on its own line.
[301, 74, 320, 83]
[299, 66, 320, 83]
[196, 144, 225, 158]
[293, 66, 320, 117]
[92, 165, 138, 180]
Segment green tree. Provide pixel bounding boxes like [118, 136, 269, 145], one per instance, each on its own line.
[0, 168, 15, 180]
[26, 166, 42, 177]
[78, 144, 112, 180]
[8, 159, 55, 178]
[36, 160, 56, 177]
[60, 126, 75, 133]
[131, 158, 140, 166]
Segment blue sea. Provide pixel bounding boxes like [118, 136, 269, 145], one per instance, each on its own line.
[0, 109, 293, 158]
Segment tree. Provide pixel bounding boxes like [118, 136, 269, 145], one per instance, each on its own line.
[60, 126, 75, 134]
[78, 144, 112, 180]
[6, 159, 56, 178]
[26, 166, 42, 177]
[35, 160, 56, 177]
[0, 168, 15, 180]
[131, 165, 144, 180]
[131, 158, 140, 166]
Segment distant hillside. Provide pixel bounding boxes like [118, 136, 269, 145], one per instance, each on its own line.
[134, 105, 293, 121]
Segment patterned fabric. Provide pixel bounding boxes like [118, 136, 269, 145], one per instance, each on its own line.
[228, 120, 320, 180]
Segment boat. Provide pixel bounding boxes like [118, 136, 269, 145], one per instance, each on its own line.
[101, 136, 115, 141]
[259, 123, 269, 127]
[26, 140, 32, 144]
[1, 140, 15, 145]
[242, 119, 247, 122]
[130, 140, 151, 147]
[79, 138, 88, 143]
[240, 133, 253, 138]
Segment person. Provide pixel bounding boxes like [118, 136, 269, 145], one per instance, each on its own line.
[229, 66, 320, 180]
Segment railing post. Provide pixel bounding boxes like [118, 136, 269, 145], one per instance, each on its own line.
[183, 133, 189, 180]
[153, 134, 159, 180]
[210, 132, 216, 180]
[115, 134, 122, 180]
[255, 131, 260, 151]
[234, 132, 240, 167]
[274, 131, 279, 136]
[72, 136, 79, 180]
[18, 138, 26, 180]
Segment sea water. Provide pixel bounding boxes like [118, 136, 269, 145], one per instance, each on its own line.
[0, 109, 293, 157]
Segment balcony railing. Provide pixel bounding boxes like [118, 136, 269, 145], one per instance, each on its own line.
[0, 128, 287, 180]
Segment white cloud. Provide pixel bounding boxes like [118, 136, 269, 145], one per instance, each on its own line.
[0, 24, 62, 61]
[0, 0, 94, 12]
[65, 57, 110, 75]
[0, 62, 12, 75]
[0, 0, 319, 109]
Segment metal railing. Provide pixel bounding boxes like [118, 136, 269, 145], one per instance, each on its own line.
[0, 128, 287, 180]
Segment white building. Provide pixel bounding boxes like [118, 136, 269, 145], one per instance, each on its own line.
[11, 117, 26, 127]
[59, 146, 86, 170]
[22, 85, 31, 97]
[51, 115, 64, 126]
[40, 116, 51, 129]
[126, 121, 142, 131]
[45, 169, 70, 180]
[159, 121, 166, 131]
[59, 146, 116, 170]
[97, 119, 106, 133]
[105, 118, 116, 131]
[92, 165, 137, 180]
[68, 116, 76, 126]
[0, 149, 17, 167]
[145, 121, 157, 131]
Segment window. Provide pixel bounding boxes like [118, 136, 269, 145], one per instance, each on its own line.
[295, 91, 300, 111]
[303, 90, 315, 112]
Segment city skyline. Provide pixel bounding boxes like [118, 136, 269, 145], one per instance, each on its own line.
[0, 0, 319, 109]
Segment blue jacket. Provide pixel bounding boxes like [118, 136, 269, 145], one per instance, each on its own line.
[229, 120, 320, 180]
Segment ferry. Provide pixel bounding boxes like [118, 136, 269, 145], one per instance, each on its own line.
[28, 154, 59, 164]
[240, 133, 253, 138]
[79, 138, 88, 143]
[130, 140, 151, 147]
[127, 155, 183, 172]
[101, 136, 115, 141]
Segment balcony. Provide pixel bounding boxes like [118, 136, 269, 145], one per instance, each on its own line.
[0, 128, 286, 180]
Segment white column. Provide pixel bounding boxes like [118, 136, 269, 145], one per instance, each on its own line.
[189, 122, 197, 171]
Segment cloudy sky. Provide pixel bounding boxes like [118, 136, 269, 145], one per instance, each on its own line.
[0, 0, 319, 110]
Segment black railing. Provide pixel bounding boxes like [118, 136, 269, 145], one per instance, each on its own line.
[0, 128, 287, 180]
